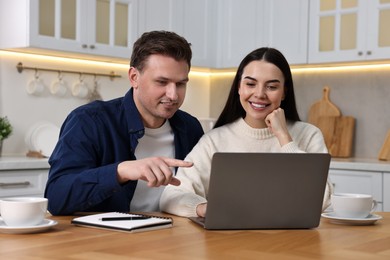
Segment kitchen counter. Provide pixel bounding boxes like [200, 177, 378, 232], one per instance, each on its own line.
[0, 156, 49, 170]
[1, 156, 389, 172]
[331, 158, 390, 172]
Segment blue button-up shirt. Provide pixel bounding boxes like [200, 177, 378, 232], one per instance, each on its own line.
[45, 88, 204, 215]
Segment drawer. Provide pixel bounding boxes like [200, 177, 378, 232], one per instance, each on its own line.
[329, 169, 382, 201]
[0, 170, 48, 198]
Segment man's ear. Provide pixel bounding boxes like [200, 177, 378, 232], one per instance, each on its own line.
[128, 67, 139, 88]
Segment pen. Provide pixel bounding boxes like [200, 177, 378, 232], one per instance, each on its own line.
[100, 216, 151, 221]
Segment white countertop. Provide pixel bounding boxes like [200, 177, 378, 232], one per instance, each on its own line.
[0, 156, 389, 172]
[0, 156, 49, 170]
[331, 158, 390, 172]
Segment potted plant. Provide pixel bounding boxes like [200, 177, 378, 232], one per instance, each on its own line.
[0, 116, 13, 156]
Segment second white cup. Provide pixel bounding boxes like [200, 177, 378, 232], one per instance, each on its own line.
[331, 193, 377, 219]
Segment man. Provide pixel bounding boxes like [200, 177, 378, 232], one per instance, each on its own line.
[45, 31, 204, 215]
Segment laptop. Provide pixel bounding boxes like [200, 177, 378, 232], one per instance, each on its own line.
[189, 152, 331, 230]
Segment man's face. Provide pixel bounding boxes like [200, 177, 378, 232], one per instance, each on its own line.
[129, 54, 190, 128]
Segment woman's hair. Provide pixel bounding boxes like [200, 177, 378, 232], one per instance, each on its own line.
[214, 47, 300, 128]
[130, 30, 192, 72]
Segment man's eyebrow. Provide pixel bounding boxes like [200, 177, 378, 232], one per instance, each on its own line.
[155, 76, 189, 83]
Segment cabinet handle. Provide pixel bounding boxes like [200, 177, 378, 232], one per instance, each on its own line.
[82, 44, 88, 48]
[0, 181, 31, 187]
[89, 45, 95, 49]
[358, 51, 363, 56]
[367, 51, 372, 55]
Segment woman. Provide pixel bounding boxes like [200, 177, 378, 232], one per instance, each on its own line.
[160, 47, 333, 217]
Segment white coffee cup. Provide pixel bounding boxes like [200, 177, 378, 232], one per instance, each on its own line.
[331, 193, 377, 218]
[50, 79, 68, 97]
[72, 80, 89, 98]
[26, 78, 45, 95]
[0, 197, 48, 226]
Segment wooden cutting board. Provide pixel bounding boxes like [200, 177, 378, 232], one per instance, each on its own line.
[308, 86, 341, 127]
[316, 116, 355, 158]
[378, 130, 390, 161]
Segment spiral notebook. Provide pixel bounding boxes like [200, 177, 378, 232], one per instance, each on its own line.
[71, 212, 173, 233]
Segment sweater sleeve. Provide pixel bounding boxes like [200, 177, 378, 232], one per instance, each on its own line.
[160, 135, 213, 217]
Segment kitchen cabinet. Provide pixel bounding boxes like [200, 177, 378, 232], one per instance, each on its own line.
[384, 173, 390, 211]
[308, 0, 390, 63]
[0, 157, 49, 198]
[137, 0, 214, 67]
[1, 0, 308, 68]
[0, 0, 138, 61]
[215, 0, 309, 68]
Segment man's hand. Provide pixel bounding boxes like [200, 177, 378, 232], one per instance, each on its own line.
[117, 157, 193, 187]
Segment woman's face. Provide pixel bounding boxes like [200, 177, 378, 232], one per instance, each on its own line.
[238, 60, 286, 128]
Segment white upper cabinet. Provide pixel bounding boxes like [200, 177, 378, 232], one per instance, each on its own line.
[214, 0, 309, 68]
[214, 0, 267, 68]
[266, 0, 309, 65]
[137, 0, 214, 67]
[308, 0, 390, 63]
[0, 0, 138, 60]
[1, 0, 308, 67]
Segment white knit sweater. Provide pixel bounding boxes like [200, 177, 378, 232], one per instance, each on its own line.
[160, 118, 333, 217]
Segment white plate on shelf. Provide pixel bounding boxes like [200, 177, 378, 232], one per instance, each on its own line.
[321, 212, 382, 225]
[25, 122, 60, 157]
[0, 218, 58, 234]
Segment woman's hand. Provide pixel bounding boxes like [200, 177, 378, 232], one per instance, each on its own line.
[196, 203, 207, 217]
[265, 108, 292, 146]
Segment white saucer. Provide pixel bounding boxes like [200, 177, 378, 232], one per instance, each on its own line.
[0, 218, 58, 234]
[321, 212, 382, 225]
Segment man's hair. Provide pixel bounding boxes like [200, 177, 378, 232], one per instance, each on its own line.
[130, 31, 192, 71]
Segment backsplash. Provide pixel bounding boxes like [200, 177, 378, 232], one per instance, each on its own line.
[1, 51, 389, 159]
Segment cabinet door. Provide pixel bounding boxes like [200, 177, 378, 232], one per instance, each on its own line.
[138, 0, 178, 32]
[366, 0, 390, 60]
[384, 173, 390, 211]
[29, 0, 87, 53]
[329, 169, 383, 210]
[0, 170, 48, 198]
[308, 0, 367, 63]
[266, 0, 309, 65]
[86, 0, 139, 59]
[215, 0, 267, 68]
[137, 0, 213, 67]
[179, 0, 215, 68]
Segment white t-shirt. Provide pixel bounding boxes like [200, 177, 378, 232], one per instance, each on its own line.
[130, 120, 174, 211]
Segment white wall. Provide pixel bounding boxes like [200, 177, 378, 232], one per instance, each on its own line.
[0, 52, 210, 156]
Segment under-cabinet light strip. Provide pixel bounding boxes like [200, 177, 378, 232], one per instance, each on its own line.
[2, 50, 390, 76]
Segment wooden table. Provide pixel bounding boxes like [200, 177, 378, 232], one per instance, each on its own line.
[1, 212, 390, 259]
